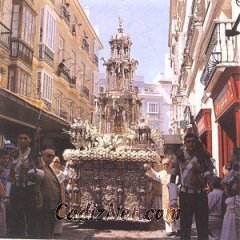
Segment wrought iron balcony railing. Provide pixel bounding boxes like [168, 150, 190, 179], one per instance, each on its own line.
[200, 21, 239, 87]
[61, 5, 70, 26]
[93, 54, 98, 66]
[11, 39, 33, 65]
[0, 22, 11, 49]
[82, 38, 89, 54]
[90, 94, 96, 106]
[57, 62, 76, 87]
[60, 108, 68, 119]
[81, 85, 90, 99]
[39, 44, 54, 66]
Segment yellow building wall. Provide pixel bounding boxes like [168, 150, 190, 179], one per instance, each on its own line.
[0, 0, 102, 123]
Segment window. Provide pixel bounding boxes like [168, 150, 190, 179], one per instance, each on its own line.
[8, 67, 31, 96]
[148, 103, 158, 113]
[11, 4, 20, 38]
[21, 5, 35, 48]
[82, 38, 89, 54]
[147, 103, 159, 117]
[40, 7, 56, 52]
[11, 41, 18, 56]
[39, 8, 55, 66]
[18, 69, 31, 96]
[11, 2, 36, 47]
[8, 68, 16, 92]
[11, 3, 35, 65]
[61, 4, 70, 25]
[38, 70, 53, 102]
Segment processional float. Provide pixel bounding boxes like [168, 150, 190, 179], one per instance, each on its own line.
[63, 18, 162, 222]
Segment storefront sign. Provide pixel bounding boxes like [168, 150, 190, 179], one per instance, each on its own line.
[195, 109, 212, 136]
[213, 81, 235, 118]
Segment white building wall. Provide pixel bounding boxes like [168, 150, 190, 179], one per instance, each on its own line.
[211, 106, 219, 175]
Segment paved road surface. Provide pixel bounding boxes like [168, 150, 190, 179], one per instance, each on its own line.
[59, 220, 198, 240]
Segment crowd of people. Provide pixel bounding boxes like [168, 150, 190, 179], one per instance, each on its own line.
[0, 130, 239, 240]
[0, 130, 70, 239]
[144, 133, 240, 240]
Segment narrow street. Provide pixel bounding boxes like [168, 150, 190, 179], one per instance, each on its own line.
[60, 220, 197, 240]
[1, 0, 239, 239]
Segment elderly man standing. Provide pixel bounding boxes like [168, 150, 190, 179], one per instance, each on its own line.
[39, 146, 63, 239]
[144, 157, 180, 237]
[168, 133, 214, 240]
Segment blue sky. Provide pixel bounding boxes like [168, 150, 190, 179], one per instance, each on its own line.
[80, 0, 170, 82]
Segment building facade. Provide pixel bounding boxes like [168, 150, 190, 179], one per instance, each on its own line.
[135, 75, 172, 135]
[169, 0, 240, 175]
[0, 0, 103, 150]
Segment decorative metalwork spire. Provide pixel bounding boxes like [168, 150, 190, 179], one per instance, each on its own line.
[118, 16, 123, 33]
[97, 18, 140, 134]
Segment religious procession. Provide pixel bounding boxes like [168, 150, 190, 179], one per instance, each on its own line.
[0, 0, 240, 240]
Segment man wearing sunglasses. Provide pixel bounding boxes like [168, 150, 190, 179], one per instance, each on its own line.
[168, 133, 214, 240]
[38, 145, 62, 239]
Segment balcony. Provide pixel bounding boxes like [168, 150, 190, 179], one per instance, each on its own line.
[39, 44, 54, 66]
[200, 21, 240, 87]
[90, 95, 96, 106]
[61, 5, 70, 26]
[0, 22, 11, 49]
[60, 108, 68, 119]
[57, 61, 76, 87]
[11, 40, 33, 65]
[93, 54, 98, 66]
[70, 76, 76, 87]
[81, 85, 90, 99]
[82, 38, 89, 54]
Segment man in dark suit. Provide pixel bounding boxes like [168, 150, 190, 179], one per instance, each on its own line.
[39, 146, 62, 239]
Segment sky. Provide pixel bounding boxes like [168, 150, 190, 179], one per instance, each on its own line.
[79, 0, 170, 83]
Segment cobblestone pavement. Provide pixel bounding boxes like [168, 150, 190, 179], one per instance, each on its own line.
[59, 220, 198, 240]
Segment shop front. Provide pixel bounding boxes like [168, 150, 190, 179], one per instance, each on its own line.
[212, 67, 240, 176]
[195, 109, 212, 155]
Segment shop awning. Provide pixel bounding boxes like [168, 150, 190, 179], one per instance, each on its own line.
[0, 88, 70, 139]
